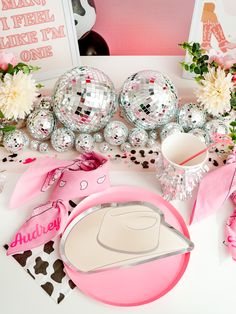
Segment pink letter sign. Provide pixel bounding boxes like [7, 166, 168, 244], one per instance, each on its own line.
[0, 0, 80, 84]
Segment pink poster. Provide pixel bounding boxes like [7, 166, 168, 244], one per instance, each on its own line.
[0, 0, 80, 82]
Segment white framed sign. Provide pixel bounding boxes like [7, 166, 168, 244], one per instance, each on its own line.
[184, 0, 236, 78]
[0, 0, 80, 83]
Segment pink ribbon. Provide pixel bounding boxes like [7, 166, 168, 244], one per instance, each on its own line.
[7, 152, 110, 255]
[190, 148, 236, 260]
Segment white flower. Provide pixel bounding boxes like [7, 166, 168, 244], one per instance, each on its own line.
[195, 67, 234, 116]
[0, 71, 38, 120]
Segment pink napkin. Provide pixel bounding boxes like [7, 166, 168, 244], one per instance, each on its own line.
[7, 152, 110, 255]
[190, 148, 236, 260]
[225, 151, 236, 259]
[190, 161, 236, 224]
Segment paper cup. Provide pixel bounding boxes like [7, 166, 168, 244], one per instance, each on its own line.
[161, 133, 208, 168]
[156, 133, 209, 201]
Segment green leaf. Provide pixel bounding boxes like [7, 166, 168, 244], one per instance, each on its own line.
[230, 121, 236, 127]
[36, 83, 44, 89]
[201, 66, 209, 73]
[202, 55, 209, 60]
[0, 111, 4, 119]
[1, 125, 16, 132]
[30, 66, 40, 72]
[22, 66, 30, 74]
[194, 67, 201, 74]
[184, 64, 189, 71]
[192, 43, 200, 53]
[7, 63, 14, 75]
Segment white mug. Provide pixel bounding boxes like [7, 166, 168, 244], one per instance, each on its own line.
[156, 133, 209, 201]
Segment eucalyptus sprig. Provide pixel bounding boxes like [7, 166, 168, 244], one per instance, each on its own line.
[179, 42, 209, 81]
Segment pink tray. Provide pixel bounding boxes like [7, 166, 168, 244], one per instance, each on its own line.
[62, 186, 191, 306]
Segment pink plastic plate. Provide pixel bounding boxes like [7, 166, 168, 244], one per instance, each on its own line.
[62, 186, 191, 306]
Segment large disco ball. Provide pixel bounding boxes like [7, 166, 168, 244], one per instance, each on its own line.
[53, 66, 117, 133]
[119, 70, 178, 130]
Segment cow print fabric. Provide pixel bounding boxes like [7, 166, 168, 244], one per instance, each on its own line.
[4, 237, 76, 304]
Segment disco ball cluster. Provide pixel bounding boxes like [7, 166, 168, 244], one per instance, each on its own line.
[1, 66, 229, 155]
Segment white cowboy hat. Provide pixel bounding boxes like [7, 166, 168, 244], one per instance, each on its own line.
[60, 202, 193, 273]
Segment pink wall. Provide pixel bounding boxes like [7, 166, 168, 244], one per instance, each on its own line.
[93, 0, 195, 55]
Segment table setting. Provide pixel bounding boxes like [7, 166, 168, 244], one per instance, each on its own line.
[0, 1, 236, 312]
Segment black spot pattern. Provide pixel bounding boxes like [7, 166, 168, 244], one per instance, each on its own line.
[41, 282, 54, 296]
[68, 280, 76, 289]
[13, 250, 32, 267]
[51, 259, 66, 283]
[34, 257, 49, 275]
[43, 241, 54, 255]
[69, 200, 77, 208]
[27, 269, 35, 280]
[57, 293, 65, 304]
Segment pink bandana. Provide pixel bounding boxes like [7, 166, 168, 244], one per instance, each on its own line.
[7, 152, 110, 255]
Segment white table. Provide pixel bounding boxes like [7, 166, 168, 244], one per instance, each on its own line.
[0, 56, 234, 314]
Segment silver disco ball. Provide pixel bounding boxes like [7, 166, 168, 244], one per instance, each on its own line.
[27, 109, 55, 140]
[178, 103, 206, 131]
[119, 70, 178, 130]
[53, 66, 117, 133]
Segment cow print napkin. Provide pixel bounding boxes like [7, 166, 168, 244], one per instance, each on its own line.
[3, 200, 78, 304]
[4, 237, 76, 304]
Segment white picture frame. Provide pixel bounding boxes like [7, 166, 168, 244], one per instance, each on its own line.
[184, 0, 236, 79]
[0, 0, 80, 85]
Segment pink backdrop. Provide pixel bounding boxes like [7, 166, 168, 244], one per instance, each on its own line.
[93, 0, 195, 55]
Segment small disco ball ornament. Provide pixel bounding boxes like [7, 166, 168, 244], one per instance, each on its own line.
[93, 132, 104, 143]
[146, 138, 156, 148]
[30, 140, 40, 151]
[119, 70, 178, 130]
[160, 122, 184, 141]
[3, 130, 29, 153]
[38, 96, 53, 110]
[39, 142, 49, 153]
[104, 120, 128, 146]
[53, 66, 117, 133]
[51, 128, 75, 152]
[149, 130, 158, 140]
[178, 103, 206, 131]
[27, 109, 55, 140]
[75, 134, 95, 153]
[204, 119, 228, 140]
[120, 142, 132, 152]
[128, 128, 148, 147]
[99, 142, 111, 153]
[188, 128, 210, 145]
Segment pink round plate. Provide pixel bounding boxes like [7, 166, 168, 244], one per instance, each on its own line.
[61, 186, 191, 306]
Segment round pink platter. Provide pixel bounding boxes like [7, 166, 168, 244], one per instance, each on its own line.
[61, 186, 191, 306]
